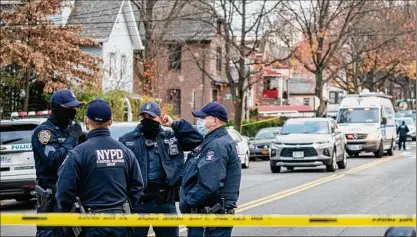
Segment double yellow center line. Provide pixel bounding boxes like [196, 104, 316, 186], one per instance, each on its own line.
[148, 153, 402, 236]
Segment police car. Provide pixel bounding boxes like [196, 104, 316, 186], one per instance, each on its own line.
[0, 111, 49, 201]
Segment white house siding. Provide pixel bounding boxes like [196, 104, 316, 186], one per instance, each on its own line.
[289, 95, 319, 111]
[327, 86, 346, 116]
[101, 6, 134, 93]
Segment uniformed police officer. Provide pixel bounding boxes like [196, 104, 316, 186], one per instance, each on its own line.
[55, 99, 144, 237]
[31, 89, 84, 237]
[397, 121, 410, 150]
[119, 101, 203, 237]
[180, 102, 241, 237]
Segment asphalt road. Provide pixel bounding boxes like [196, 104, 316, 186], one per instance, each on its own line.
[1, 142, 416, 237]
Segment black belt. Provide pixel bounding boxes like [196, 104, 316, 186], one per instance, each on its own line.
[191, 207, 235, 214]
[86, 206, 124, 213]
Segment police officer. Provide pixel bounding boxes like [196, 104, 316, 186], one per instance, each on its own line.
[180, 102, 241, 237]
[31, 89, 84, 237]
[119, 101, 203, 237]
[55, 99, 144, 237]
[397, 121, 410, 150]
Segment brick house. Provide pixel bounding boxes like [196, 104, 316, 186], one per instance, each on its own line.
[135, 3, 237, 123]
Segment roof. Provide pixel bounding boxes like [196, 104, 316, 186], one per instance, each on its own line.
[1, 118, 46, 125]
[254, 105, 312, 112]
[140, 1, 218, 42]
[67, 0, 142, 48]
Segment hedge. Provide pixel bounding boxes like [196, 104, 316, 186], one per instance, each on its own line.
[240, 117, 288, 137]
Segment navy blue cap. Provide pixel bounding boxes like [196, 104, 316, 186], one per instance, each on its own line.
[87, 99, 112, 122]
[192, 102, 228, 122]
[50, 89, 84, 107]
[140, 102, 161, 118]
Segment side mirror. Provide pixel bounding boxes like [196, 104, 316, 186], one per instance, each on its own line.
[384, 227, 416, 237]
[382, 117, 387, 125]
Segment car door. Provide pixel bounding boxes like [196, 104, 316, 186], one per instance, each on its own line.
[330, 120, 343, 160]
[229, 130, 244, 155]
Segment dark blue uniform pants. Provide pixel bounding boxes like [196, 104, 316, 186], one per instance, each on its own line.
[80, 210, 127, 237]
[36, 200, 66, 237]
[399, 136, 407, 150]
[187, 227, 233, 237]
[131, 201, 178, 237]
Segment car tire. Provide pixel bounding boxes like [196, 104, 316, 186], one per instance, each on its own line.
[270, 165, 281, 173]
[374, 140, 384, 158]
[337, 150, 347, 169]
[242, 153, 250, 169]
[326, 150, 337, 172]
[413, 137, 416, 141]
[387, 139, 394, 156]
[286, 166, 294, 171]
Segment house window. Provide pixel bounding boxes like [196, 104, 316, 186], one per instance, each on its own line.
[212, 89, 218, 102]
[216, 47, 222, 72]
[167, 89, 181, 115]
[329, 91, 343, 104]
[168, 44, 181, 71]
[303, 98, 310, 106]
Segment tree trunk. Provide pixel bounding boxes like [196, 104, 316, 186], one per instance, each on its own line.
[234, 98, 243, 132]
[315, 70, 326, 117]
[23, 71, 30, 112]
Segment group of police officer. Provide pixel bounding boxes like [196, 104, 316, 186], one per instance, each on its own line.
[31, 89, 242, 237]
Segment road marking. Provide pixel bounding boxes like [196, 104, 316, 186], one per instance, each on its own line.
[149, 153, 402, 236]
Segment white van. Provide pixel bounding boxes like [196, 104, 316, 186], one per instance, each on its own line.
[336, 90, 396, 158]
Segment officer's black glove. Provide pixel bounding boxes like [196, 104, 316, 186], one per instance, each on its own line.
[78, 131, 88, 144]
[68, 121, 83, 140]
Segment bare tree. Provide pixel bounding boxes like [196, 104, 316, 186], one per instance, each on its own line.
[130, 0, 189, 96]
[182, 0, 293, 131]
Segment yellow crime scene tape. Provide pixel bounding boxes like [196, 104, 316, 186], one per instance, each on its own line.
[1, 213, 415, 227]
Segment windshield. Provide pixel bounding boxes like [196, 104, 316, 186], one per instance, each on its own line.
[108, 124, 137, 140]
[255, 128, 281, 140]
[396, 119, 415, 127]
[0, 124, 38, 145]
[337, 108, 379, 124]
[280, 121, 329, 135]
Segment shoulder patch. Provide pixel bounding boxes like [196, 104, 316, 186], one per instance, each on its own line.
[38, 130, 51, 145]
[206, 151, 214, 161]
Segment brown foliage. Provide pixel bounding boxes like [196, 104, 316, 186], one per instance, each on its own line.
[0, 0, 102, 93]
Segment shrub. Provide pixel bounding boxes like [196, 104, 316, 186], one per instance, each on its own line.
[241, 117, 288, 137]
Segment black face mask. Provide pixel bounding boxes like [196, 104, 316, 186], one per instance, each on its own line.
[141, 118, 161, 139]
[51, 103, 76, 128]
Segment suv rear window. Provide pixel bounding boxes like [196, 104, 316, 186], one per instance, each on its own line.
[0, 124, 38, 145]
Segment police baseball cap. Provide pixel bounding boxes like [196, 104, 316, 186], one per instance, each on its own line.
[140, 102, 161, 118]
[192, 102, 228, 122]
[50, 89, 84, 107]
[87, 99, 112, 122]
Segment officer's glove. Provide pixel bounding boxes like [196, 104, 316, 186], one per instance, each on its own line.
[68, 121, 83, 140]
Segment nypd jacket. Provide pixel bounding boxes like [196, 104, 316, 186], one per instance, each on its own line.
[55, 128, 144, 212]
[118, 119, 203, 189]
[397, 124, 410, 137]
[180, 127, 241, 212]
[31, 116, 78, 189]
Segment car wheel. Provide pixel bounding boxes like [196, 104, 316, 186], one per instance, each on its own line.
[387, 138, 394, 156]
[270, 165, 281, 173]
[337, 150, 347, 169]
[413, 137, 416, 141]
[242, 153, 250, 169]
[326, 150, 337, 172]
[374, 140, 384, 158]
[286, 166, 294, 171]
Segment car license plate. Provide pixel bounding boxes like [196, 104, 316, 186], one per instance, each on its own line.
[293, 151, 304, 158]
[262, 149, 269, 155]
[0, 156, 11, 164]
[348, 145, 362, 151]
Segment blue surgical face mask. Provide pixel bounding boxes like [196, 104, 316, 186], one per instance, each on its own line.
[196, 118, 209, 136]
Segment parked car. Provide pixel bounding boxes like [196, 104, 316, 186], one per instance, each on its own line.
[249, 127, 281, 160]
[395, 117, 416, 141]
[270, 118, 347, 173]
[227, 127, 250, 169]
[108, 122, 138, 140]
[0, 118, 46, 201]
